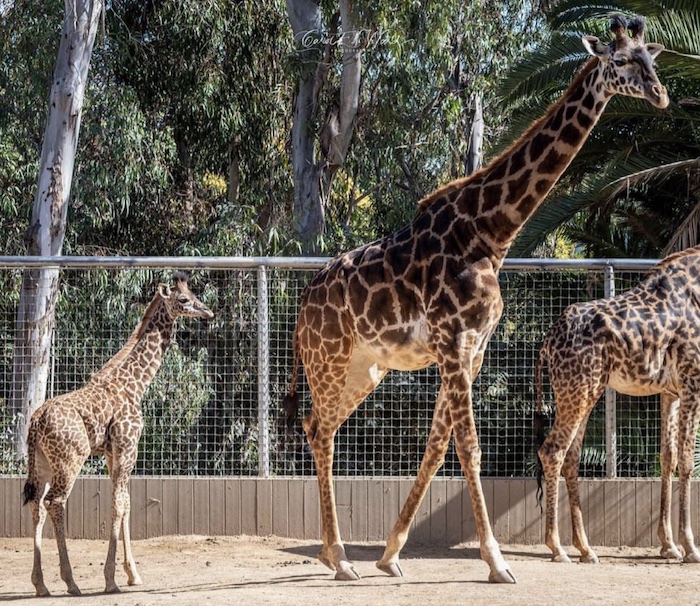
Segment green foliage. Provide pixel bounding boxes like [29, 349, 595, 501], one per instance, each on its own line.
[498, 1, 700, 258]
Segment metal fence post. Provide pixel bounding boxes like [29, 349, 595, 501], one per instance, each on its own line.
[257, 265, 271, 478]
[604, 264, 617, 478]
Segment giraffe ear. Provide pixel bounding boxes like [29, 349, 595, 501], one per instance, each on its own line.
[158, 283, 172, 299]
[582, 36, 610, 59]
[646, 43, 664, 58]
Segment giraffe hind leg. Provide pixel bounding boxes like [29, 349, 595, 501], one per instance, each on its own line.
[561, 416, 599, 564]
[46, 489, 82, 596]
[29, 484, 51, 597]
[305, 348, 388, 581]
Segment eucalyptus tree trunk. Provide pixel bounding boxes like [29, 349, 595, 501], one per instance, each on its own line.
[286, 0, 362, 253]
[12, 0, 103, 460]
[466, 93, 484, 175]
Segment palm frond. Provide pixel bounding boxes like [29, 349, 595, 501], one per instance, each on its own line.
[606, 158, 700, 200]
[663, 199, 700, 254]
[511, 153, 697, 257]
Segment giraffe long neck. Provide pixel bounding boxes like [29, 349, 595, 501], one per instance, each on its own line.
[91, 296, 174, 403]
[476, 58, 609, 256]
[427, 58, 610, 267]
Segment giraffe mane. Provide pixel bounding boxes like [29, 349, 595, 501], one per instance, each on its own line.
[416, 57, 600, 215]
[89, 288, 165, 383]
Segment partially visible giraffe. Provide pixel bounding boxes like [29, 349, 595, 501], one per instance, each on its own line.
[23, 272, 213, 596]
[535, 246, 700, 565]
[284, 16, 668, 583]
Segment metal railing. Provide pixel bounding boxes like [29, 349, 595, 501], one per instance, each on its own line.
[0, 256, 660, 479]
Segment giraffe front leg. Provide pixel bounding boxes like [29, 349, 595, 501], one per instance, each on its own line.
[104, 459, 136, 593]
[677, 400, 700, 563]
[447, 365, 514, 583]
[658, 396, 682, 560]
[453, 420, 515, 582]
[104, 498, 122, 593]
[377, 388, 453, 577]
[120, 486, 143, 586]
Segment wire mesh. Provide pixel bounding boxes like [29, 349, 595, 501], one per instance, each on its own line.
[0, 259, 663, 480]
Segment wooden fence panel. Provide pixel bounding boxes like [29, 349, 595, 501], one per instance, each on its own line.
[2, 476, 699, 550]
[288, 480, 304, 539]
[224, 479, 241, 536]
[272, 479, 289, 538]
[350, 479, 368, 541]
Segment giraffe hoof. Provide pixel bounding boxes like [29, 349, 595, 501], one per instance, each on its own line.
[682, 550, 700, 564]
[580, 553, 599, 564]
[551, 553, 572, 563]
[660, 546, 683, 560]
[334, 562, 361, 581]
[488, 567, 516, 584]
[376, 561, 404, 577]
[104, 584, 122, 594]
[67, 585, 82, 596]
[34, 587, 51, 597]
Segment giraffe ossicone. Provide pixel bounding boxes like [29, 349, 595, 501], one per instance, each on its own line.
[536, 245, 700, 565]
[284, 14, 668, 584]
[23, 272, 213, 596]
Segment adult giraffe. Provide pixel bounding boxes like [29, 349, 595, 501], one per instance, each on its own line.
[23, 273, 213, 596]
[285, 15, 668, 583]
[535, 246, 700, 565]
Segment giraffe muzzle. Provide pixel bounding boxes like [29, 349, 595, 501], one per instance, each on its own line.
[650, 84, 669, 109]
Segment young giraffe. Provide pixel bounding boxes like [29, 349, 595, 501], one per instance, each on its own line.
[535, 246, 700, 565]
[23, 272, 213, 596]
[284, 15, 668, 583]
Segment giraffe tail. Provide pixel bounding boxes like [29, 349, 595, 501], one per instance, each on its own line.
[533, 339, 550, 510]
[283, 322, 301, 434]
[23, 417, 39, 506]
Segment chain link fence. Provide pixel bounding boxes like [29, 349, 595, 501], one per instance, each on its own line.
[0, 256, 662, 479]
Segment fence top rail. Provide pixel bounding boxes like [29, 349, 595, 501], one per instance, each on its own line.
[0, 256, 661, 271]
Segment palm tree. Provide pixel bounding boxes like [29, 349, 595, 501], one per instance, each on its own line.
[497, 0, 700, 258]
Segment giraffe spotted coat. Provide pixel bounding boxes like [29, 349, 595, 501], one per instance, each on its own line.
[23, 273, 213, 596]
[284, 15, 668, 584]
[536, 245, 700, 565]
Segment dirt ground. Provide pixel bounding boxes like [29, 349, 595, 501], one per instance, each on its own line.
[1, 535, 697, 605]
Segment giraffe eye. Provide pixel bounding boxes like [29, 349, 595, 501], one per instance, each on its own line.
[613, 58, 628, 67]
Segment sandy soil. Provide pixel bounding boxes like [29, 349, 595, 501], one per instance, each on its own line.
[0, 535, 696, 605]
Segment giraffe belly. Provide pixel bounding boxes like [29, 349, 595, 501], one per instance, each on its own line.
[358, 334, 436, 371]
[608, 365, 678, 398]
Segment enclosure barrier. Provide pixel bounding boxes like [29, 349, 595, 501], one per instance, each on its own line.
[2, 254, 689, 547]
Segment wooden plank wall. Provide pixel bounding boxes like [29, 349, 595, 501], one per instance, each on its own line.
[1, 477, 696, 549]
